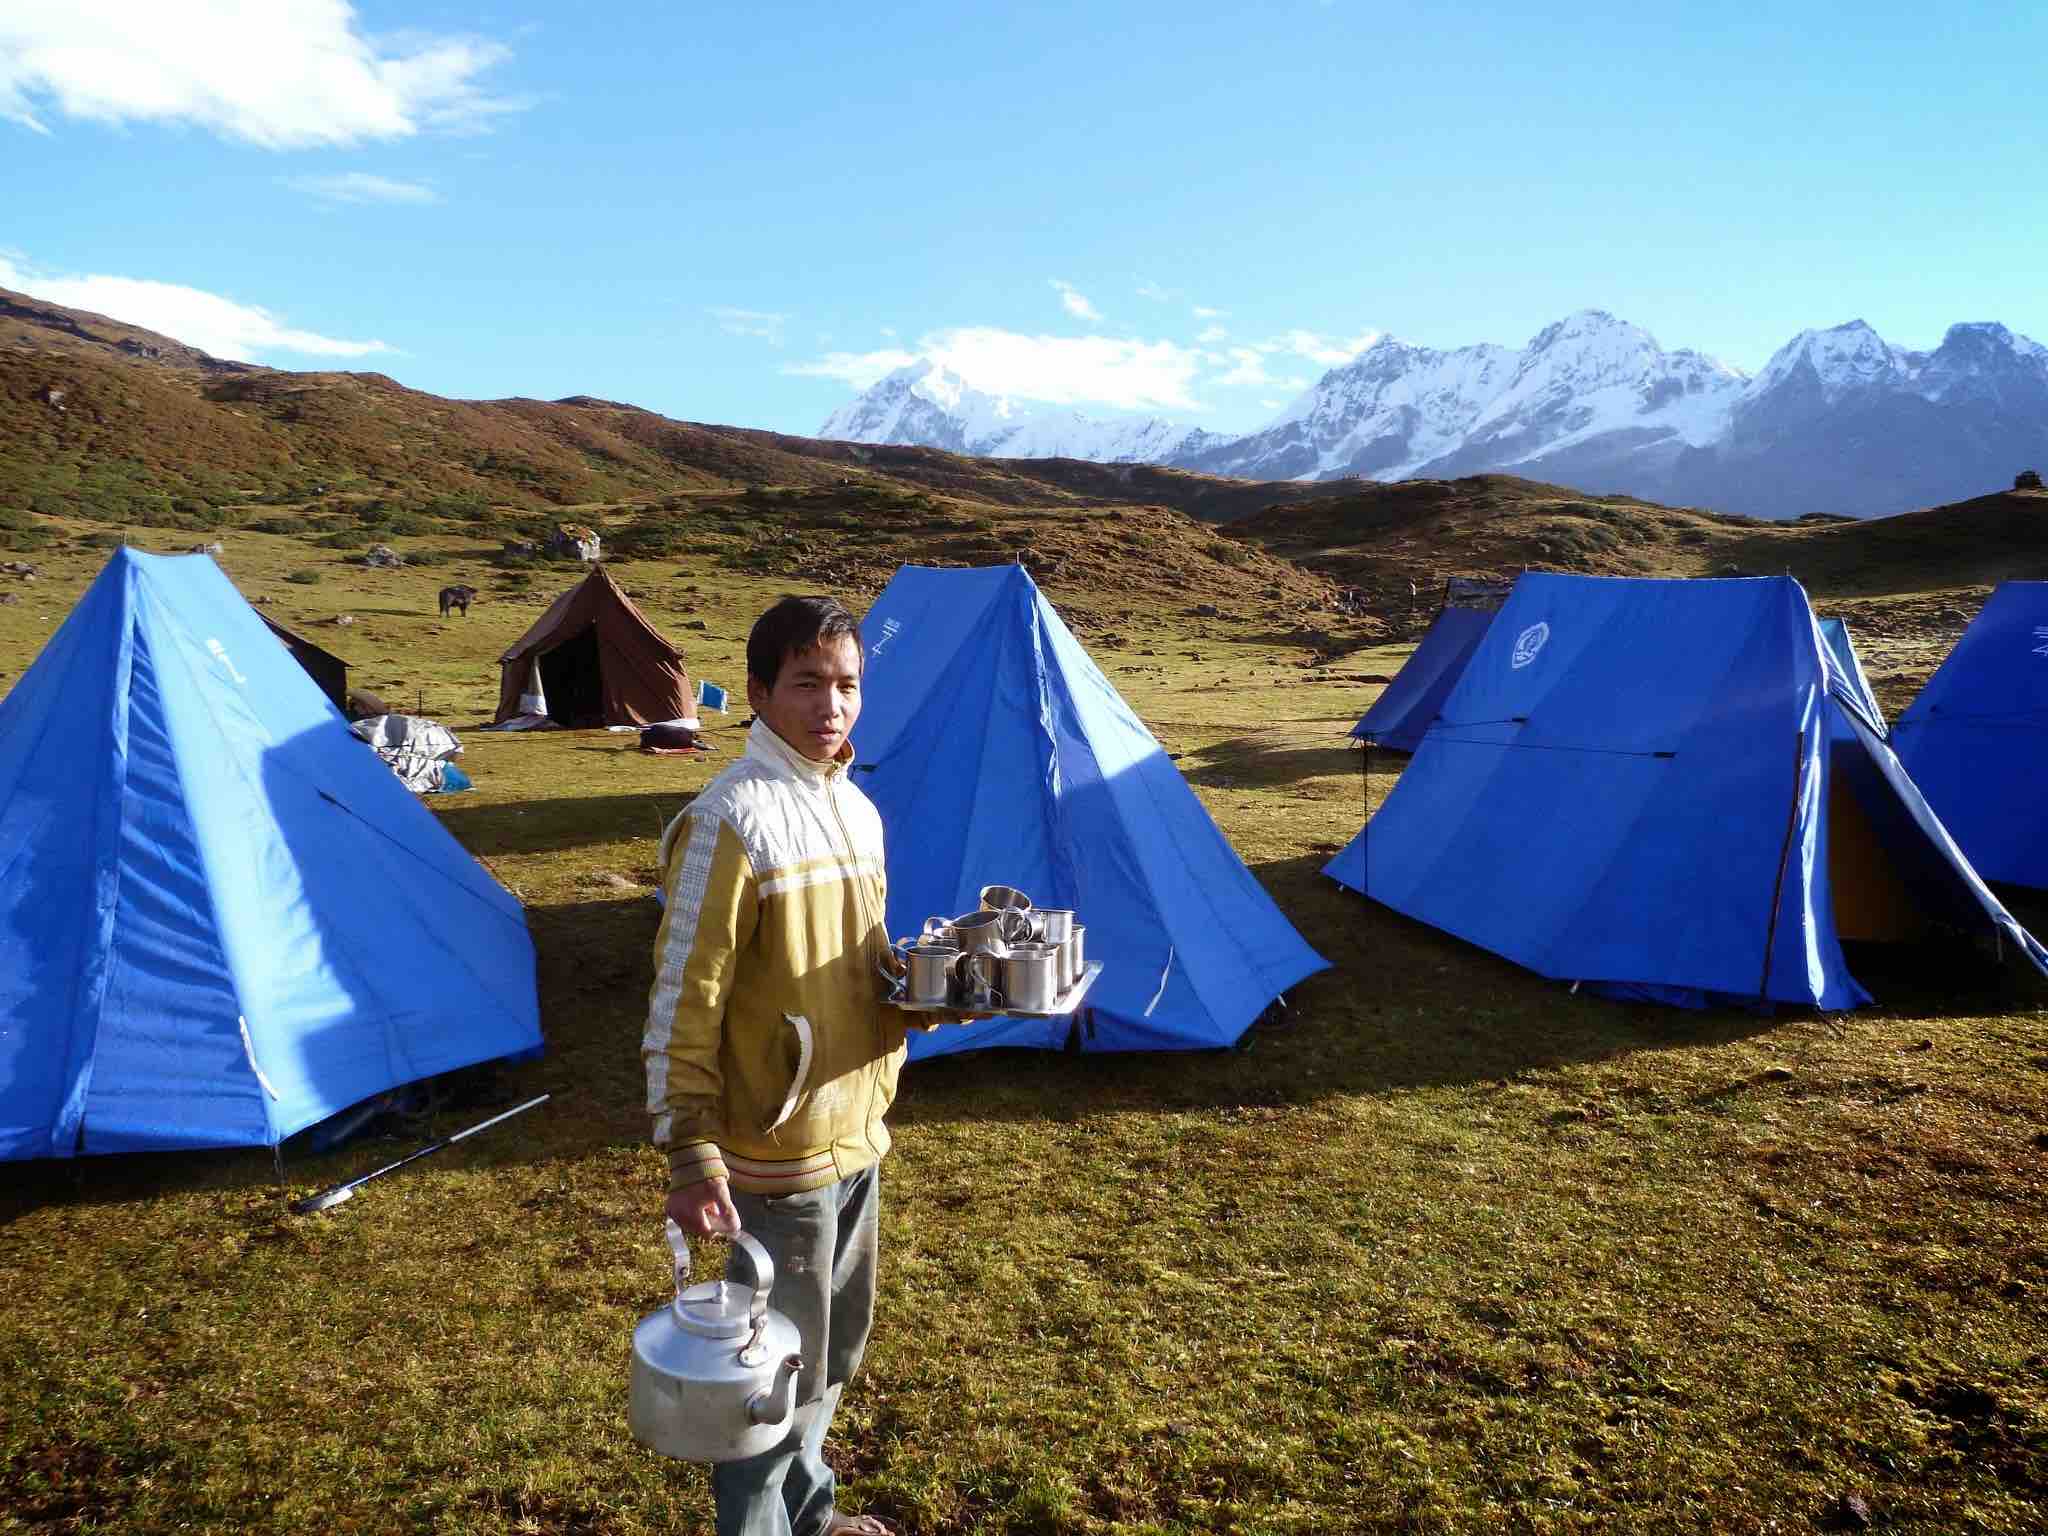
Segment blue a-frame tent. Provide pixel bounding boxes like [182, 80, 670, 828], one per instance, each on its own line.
[1350, 605, 1495, 752]
[1891, 582, 2048, 888]
[853, 564, 1328, 1057]
[0, 551, 541, 1160]
[1325, 574, 2043, 1009]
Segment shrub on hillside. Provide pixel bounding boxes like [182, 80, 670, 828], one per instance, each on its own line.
[284, 569, 321, 585]
[316, 531, 369, 549]
[607, 522, 683, 560]
[171, 496, 227, 525]
[354, 505, 439, 536]
[418, 497, 494, 522]
[2018, 469, 2043, 491]
[0, 507, 54, 553]
[1208, 539, 1253, 566]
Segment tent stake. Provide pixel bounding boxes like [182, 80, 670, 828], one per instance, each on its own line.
[291, 1093, 550, 1214]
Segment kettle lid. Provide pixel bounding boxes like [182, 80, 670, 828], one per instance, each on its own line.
[663, 1223, 778, 1341]
[671, 1280, 757, 1338]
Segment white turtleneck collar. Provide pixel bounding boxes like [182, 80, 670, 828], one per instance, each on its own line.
[745, 716, 855, 782]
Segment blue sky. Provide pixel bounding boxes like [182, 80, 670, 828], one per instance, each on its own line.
[5, 0, 2045, 436]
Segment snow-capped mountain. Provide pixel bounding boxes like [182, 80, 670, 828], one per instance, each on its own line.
[817, 360, 1211, 463]
[816, 312, 2048, 519]
[1676, 319, 2048, 518]
[1181, 337, 1516, 482]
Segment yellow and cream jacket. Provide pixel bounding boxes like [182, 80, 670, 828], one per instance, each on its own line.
[644, 719, 906, 1196]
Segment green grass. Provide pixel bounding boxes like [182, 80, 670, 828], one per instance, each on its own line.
[0, 525, 2045, 1533]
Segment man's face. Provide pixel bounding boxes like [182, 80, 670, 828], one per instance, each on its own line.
[748, 634, 863, 762]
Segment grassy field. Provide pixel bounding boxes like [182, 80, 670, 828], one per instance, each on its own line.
[2, 523, 2046, 1535]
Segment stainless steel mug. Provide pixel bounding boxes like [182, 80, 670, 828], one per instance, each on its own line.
[1035, 909, 1073, 946]
[1062, 925, 1086, 991]
[979, 884, 1032, 914]
[951, 910, 1012, 956]
[904, 943, 960, 1005]
[952, 949, 1001, 1010]
[1001, 943, 1061, 1012]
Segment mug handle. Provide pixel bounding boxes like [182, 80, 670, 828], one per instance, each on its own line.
[957, 949, 1001, 1007]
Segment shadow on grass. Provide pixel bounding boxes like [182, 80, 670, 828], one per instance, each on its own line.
[894, 847, 2048, 1132]
[1178, 733, 1361, 790]
[430, 791, 698, 855]
[17, 858, 2041, 1222]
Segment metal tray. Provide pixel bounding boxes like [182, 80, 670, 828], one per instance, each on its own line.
[885, 962, 1102, 1020]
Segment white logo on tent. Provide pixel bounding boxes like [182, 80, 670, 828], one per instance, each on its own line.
[206, 638, 247, 686]
[2033, 625, 2048, 658]
[1510, 622, 1550, 670]
[870, 617, 902, 658]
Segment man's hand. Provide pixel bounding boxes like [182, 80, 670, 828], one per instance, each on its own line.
[667, 1176, 741, 1237]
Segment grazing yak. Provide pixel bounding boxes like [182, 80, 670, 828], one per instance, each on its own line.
[438, 584, 479, 617]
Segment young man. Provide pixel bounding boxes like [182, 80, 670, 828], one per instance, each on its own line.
[644, 594, 906, 1536]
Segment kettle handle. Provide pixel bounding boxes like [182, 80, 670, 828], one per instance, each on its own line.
[732, 1230, 776, 1329]
[666, 1220, 774, 1312]
[664, 1217, 691, 1294]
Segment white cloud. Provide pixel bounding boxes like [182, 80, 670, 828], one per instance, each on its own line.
[1135, 281, 1169, 302]
[926, 327, 1201, 411]
[791, 326, 1207, 413]
[789, 312, 1388, 416]
[784, 348, 919, 389]
[290, 171, 437, 205]
[1192, 305, 1224, 319]
[0, 253, 389, 360]
[1212, 347, 1278, 388]
[0, 0, 523, 148]
[708, 306, 789, 345]
[1050, 279, 1101, 323]
[1276, 327, 1381, 365]
[879, 326, 897, 338]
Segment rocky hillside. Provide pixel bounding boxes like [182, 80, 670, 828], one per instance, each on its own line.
[1226, 473, 2048, 677]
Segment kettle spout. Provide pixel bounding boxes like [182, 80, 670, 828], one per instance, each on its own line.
[746, 1354, 804, 1427]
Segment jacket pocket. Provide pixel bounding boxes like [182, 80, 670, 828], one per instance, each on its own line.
[759, 1013, 814, 1135]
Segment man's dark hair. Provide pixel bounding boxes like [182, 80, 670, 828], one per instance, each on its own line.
[747, 595, 862, 689]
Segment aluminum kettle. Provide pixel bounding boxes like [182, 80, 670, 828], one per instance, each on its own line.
[629, 1222, 804, 1462]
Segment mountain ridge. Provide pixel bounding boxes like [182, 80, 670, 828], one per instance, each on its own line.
[819, 310, 2048, 519]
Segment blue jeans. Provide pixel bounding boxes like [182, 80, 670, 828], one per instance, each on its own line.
[712, 1165, 880, 1536]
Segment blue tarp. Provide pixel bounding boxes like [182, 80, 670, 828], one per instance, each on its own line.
[0, 550, 542, 1159]
[1324, 573, 2043, 1009]
[854, 564, 1328, 1057]
[1892, 581, 2048, 887]
[1350, 605, 1494, 752]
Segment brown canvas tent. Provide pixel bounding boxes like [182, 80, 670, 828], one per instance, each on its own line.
[258, 610, 349, 715]
[495, 566, 692, 727]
